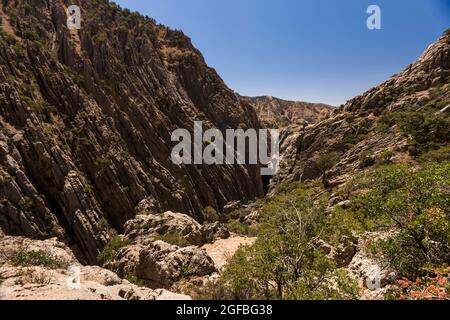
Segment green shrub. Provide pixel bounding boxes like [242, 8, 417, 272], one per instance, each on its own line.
[315, 152, 340, 187]
[419, 145, 450, 163]
[126, 272, 145, 287]
[202, 206, 219, 223]
[342, 133, 368, 149]
[377, 109, 450, 155]
[225, 208, 247, 221]
[226, 219, 257, 237]
[94, 155, 110, 168]
[97, 235, 132, 265]
[350, 163, 450, 278]
[154, 230, 189, 247]
[11, 250, 68, 269]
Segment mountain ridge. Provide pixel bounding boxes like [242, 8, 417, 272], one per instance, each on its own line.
[240, 95, 333, 128]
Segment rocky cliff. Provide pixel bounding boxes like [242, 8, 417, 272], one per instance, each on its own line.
[240, 95, 332, 128]
[271, 29, 450, 190]
[0, 0, 264, 264]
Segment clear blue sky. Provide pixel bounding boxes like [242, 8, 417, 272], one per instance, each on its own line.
[114, 0, 449, 106]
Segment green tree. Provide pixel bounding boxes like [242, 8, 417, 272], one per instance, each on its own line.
[214, 185, 359, 300]
[352, 163, 450, 278]
[315, 152, 340, 187]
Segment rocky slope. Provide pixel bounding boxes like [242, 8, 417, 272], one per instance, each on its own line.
[271, 30, 450, 190]
[240, 95, 332, 128]
[0, 0, 264, 264]
[0, 234, 191, 300]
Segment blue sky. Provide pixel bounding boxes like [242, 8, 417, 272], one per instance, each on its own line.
[114, 0, 449, 106]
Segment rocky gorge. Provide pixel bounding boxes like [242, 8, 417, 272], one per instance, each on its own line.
[0, 0, 449, 300]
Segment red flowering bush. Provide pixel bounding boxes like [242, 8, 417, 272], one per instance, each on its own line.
[393, 268, 450, 300]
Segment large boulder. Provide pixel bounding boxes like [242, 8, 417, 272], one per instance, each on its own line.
[107, 240, 217, 289]
[138, 241, 217, 287]
[124, 211, 230, 246]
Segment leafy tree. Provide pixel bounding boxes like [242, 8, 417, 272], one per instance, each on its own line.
[351, 163, 450, 278]
[212, 185, 359, 300]
[315, 152, 340, 187]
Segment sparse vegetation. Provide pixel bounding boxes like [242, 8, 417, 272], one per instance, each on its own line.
[126, 272, 145, 287]
[154, 230, 189, 247]
[20, 269, 53, 285]
[202, 206, 219, 223]
[11, 250, 68, 269]
[97, 235, 132, 265]
[226, 219, 257, 237]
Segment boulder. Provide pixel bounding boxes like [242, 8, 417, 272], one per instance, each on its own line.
[106, 240, 218, 289]
[124, 211, 229, 246]
[200, 222, 230, 244]
[137, 241, 217, 287]
[334, 236, 358, 267]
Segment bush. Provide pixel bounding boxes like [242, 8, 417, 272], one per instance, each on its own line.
[226, 219, 257, 237]
[315, 152, 340, 187]
[11, 250, 68, 269]
[378, 109, 450, 155]
[154, 230, 189, 247]
[202, 206, 219, 223]
[419, 145, 450, 163]
[126, 272, 145, 287]
[97, 235, 132, 265]
[351, 163, 450, 278]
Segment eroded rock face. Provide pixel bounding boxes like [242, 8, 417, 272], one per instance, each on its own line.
[0, 236, 190, 300]
[0, 0, 263, 263]
[347, 232, 397, 300]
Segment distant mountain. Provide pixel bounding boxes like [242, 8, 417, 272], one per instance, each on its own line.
[240, 95, 333, 128]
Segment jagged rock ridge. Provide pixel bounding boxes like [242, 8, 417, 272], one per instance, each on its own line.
[0, 0, 264, 263]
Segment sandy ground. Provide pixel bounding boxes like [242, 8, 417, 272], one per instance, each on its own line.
[202, 235, 256, 270]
